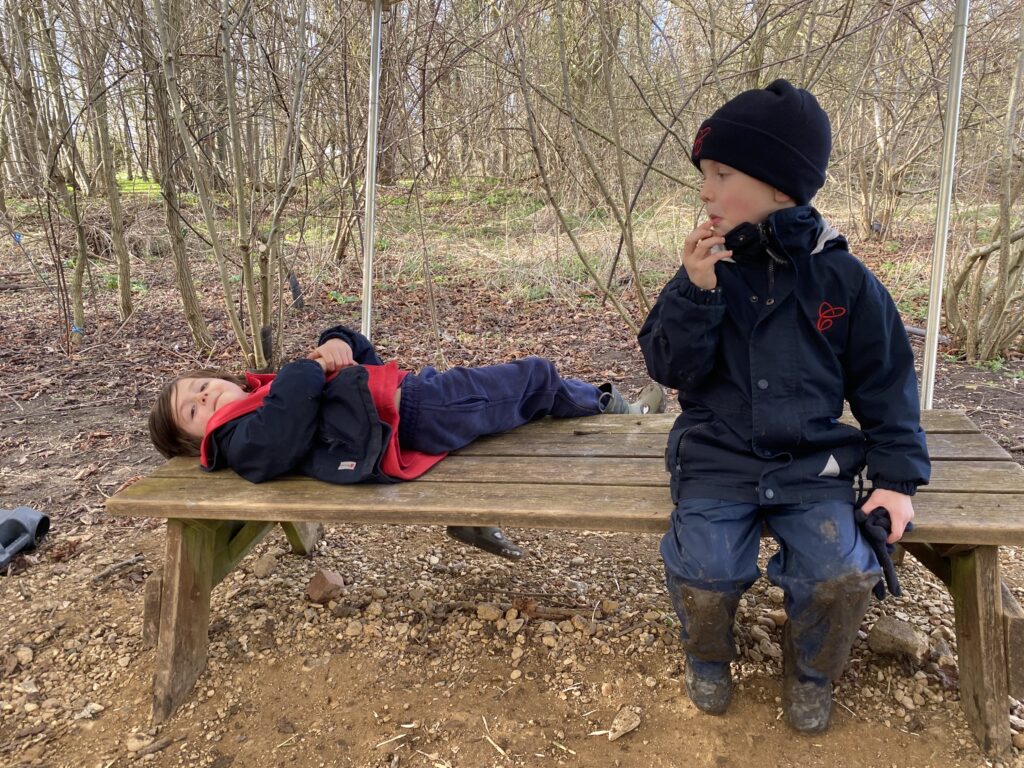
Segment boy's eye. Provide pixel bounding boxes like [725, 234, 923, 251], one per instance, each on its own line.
[200, 382, 208, 391]
[190, 405, 196, 418]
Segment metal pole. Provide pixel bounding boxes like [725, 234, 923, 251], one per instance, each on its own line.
[920, 0, 970, 409]
[360, 0, 384, 339]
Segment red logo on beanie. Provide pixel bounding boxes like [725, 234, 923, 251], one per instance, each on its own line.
[693, 127, 711, 157]
[816, 302, 846, 332]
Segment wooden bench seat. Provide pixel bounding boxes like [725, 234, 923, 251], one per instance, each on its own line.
[105, 409, 1024, 754]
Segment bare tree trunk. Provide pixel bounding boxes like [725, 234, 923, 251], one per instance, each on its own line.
[152, 0, 253, 365]
[136, 0, 213, 350]
[68, 0, 133, 321]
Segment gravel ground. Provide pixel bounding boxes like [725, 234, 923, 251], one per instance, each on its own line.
[3, 520, 1022, 767]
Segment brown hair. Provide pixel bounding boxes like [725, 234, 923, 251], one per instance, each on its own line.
[148, 369, 249, 459]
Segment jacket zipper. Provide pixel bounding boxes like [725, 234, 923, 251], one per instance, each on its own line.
[759, 221, 784, 300]
[674, 421, 713, 474]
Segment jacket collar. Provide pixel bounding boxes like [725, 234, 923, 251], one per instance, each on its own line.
[722, 206, 846, 265]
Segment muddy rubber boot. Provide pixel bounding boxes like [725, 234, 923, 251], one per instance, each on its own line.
[598, 383, 666, 415]
[784, 675, 832, 733]
[684, 658, 733, 715]
[780, 577, 870, 736]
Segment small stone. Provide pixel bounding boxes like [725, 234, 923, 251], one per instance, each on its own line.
[345, 621, 363, 636]
[601, 599, 620, 615]
[766, 609, 788, 627]
[570, 556, 586, 566]
[14, 646, 33, 666]
[73, 702, 105, 720]
[608, 706, 641, 741]
[510, 669, 522, 680]
[766, 587, 785, 606]
[538, 621, 558, 635]
[370, 587, 388, 599]
[126, 733, 155, 752]
[749, 626, 770, 643]
[868, 616, 929, 663]
[276, 717, 297, 734]
[542, 635, 557, 648]
[644, 676, 657, 688]
[510, 647, 524, 661]
[307, 569, 345, 603]
[252, 553, 278, 579]
[14, 678, 38, 694]
[476, 603, 503, 622]
[601, 683, 613, 696]
[571, 614, 594, 634]
[1012, 733, 1024, 750]
[506, 618, 525, 633]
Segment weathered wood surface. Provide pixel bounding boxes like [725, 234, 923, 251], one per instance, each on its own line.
[146, 456, 1023, 494]
[1003, 583, 1024, 700]
[950, 547, 1011, 754]
[151, 520, 215, 724]
[450, 429, 1007, 461]
[108, 474, 1024, 545]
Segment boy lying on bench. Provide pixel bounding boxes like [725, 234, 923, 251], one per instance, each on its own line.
[148, 324, 665, 559]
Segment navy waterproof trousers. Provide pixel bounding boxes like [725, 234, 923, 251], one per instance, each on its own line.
[661, 498, 881, 684]
[397, 356, 602, 454]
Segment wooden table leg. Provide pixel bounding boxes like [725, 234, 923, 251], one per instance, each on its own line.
[151, 519, 216, 724]
[1003, 582, 1024, 700]
[950, 546, 1011, 754]
[281, 521, 324, 555]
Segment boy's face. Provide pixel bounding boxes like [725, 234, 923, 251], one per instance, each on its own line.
[171, 377, 248, 440]
[698, 159, 794, 236]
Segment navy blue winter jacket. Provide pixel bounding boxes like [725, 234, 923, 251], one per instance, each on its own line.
[638, 206, 930, 506]
[204, 325, 393, 484]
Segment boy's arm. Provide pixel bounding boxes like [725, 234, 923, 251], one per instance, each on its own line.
[638, 264, 726, 391]
[213, 358, 325, 483]
[844, 271, 931, 501]
[317, 324, 383, 366]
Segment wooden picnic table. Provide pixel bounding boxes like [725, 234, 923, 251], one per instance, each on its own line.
[105, 408, 1024, 754]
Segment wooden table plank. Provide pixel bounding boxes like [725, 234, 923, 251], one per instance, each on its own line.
[501, 409, 977, 435]
[106, 479, 1024, 545]
[453, 430, 1006, 461]
[148, 457, 1024, 494]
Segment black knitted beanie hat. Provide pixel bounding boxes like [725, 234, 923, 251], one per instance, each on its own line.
[691, 79, 832, 205]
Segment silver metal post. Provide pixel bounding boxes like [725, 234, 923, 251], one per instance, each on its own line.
[360, 0, 384, 339]
[920, 0, 970, 409]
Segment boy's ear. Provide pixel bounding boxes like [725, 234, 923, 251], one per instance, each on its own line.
[772, 187, 795, 204]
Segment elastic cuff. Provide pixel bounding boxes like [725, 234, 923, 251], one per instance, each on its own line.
[871, 479, 917, 497]
[679, 280, 724, 306]
[317, 325, 357, 347]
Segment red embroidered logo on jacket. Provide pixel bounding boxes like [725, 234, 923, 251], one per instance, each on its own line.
[816, 302, 847, 332]
[693, 127, 711, 157]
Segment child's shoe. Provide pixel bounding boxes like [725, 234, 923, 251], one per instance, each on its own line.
[446, 526, 523, 560]
[683, 658, 732, 715]
[783, 676, 832, 732]
[599, 383, 666, 414]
